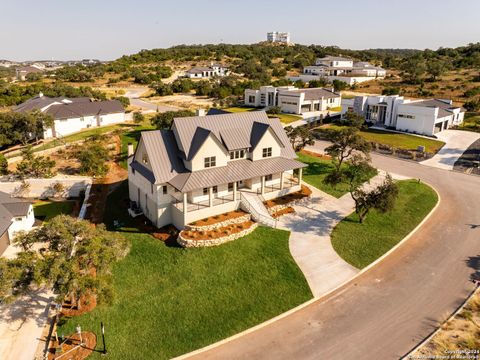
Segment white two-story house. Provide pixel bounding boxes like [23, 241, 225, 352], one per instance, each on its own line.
[127, 111, 306, 229]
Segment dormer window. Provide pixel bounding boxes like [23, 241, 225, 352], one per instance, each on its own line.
[229, 150, 245, 160]
[262, 147, 272, 158]
[204, 156, 216, 168]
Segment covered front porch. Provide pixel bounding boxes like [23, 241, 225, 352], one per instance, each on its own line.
[172, 169, 303, 225]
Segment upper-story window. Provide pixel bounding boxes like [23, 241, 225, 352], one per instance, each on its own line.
[204, 156, 216, 168]
[162, 186, 168, 195]
[229, 149, 245, 160]
[262, 147, 272, 158]
[142, 154, 149, 164]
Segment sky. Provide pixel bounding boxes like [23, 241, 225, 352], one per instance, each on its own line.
[1, 0, 479, 61]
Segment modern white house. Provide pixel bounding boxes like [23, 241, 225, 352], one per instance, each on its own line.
[300, 56, 386, 85]
[127, 111, 306, 229]
[244, 86, 341, 114]
[185, 63, 229, 78]
[267, 31, 291, 44]
[14, 93, 126, 139]
[0, 191, 35, 256]
[342, 95, 465, 136]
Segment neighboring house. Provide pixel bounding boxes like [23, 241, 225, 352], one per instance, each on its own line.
[267, 31, 291, 44]
[14, 93, 125, 139]
[185, 63, 229, 78]
[244, 86, 341, 114]
[343, 95, 465, 136]
[15, 65, 44, 81]
[127, 111, 306, 229]
[299, 56, 386, 85]
[0, 192, 35, 256]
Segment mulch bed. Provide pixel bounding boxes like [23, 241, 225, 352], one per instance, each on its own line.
[264, 185, 312, 208]
[181, 221, 254, 241]
[189, 210, 248, 227]
[272, 207, 295, 219]
[61, 294, 97, 317]
[48, 331, 97, 360]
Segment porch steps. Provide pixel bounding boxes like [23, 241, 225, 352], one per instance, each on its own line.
[239, 191, 277, 228]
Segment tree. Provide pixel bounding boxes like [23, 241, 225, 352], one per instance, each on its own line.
[426, 60, 447, 81]
[285, 126, 315, 151]
[266, 106, 282, 115]
[115, 96, 130, 108]
[401, 57, 426, 84]
[332, 79, 348, 92]
[76, 141, 110, 176]
[132, 111, 144, 124]
[151, 110, 195, 130]
[0, 153, 8, 175]
[324, 127, 371, 174]
[15, 146, 56, 179]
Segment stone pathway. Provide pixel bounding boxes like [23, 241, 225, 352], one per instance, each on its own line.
[278, 171, 409, 297]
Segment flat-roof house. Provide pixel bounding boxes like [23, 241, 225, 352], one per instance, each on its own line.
[0, 192, 35, 256]
[343, 95, 465, 136]
[185, 63, 229, 79]
[14, 93, 125, 139]
[244, 86, 341, 114]
[127, 111, 306, 229]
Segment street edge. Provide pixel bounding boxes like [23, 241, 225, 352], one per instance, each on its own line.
[174, 180, 441, 360]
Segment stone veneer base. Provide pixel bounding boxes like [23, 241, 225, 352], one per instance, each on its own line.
[177, 222, 258, 248]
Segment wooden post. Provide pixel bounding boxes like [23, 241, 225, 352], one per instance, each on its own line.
[280, 172, 284, 190]
[209, 187, 213, 207]
[298, 168, 303, 185]
[261, 176, 265, 195]
[233, 182, 237, 201]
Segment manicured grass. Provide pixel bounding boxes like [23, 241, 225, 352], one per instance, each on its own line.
[33, 200, 75, 222]
[296, 152, 376, 198]
[331, 180, 438, 269]
[223, 107, 302, 124]
[318, 125, 445, 153]
[460, 113, 480, 133]
[57, 182, 312, 359]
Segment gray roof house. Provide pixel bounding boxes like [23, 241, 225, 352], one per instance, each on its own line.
[14, 93, 125, 139]
[0, 191, 35, 256]
[127, 111, 306, 229]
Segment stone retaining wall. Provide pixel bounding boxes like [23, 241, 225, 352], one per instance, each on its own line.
[266, 197, 309, 215]
[178, 222, 258, 248]
[186, 214, 251, 231]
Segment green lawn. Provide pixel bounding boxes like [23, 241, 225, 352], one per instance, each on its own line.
[459, 113, 480, 133]
[223, 107, 302, 124]
[33, 200, 75, 222]
[317, 125, 445, 153]
[297, 152, 377, 198]
[57, 182, 312, 359]
[331, 180, 438, 269]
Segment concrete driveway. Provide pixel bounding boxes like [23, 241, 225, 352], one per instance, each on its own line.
[187, 153, 480, 360]
[421, 130, 480, 170]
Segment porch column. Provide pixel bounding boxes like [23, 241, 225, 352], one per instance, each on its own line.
[209, 187, 213, 207]
[280, 172, 284, 190]
[233, 182, 237, 201]
[183, 192, 188, 214]
[298, 168, 303, 185]
[261, 176, 265, 195]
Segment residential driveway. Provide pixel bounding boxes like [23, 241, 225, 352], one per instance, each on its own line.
[124, 87, 179, 113]
[421, 130, 480, 170]
[187, 154, 480, 360]
[0, 289, 54, 360]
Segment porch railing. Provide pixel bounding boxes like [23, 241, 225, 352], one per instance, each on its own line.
[173, 193, 236, 212]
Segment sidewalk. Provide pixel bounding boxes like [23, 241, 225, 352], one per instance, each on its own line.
[278, 171, 408, 297]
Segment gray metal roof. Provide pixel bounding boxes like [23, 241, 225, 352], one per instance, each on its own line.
[168, 157, 306, 192]
[0, 191, 31, 236]
[219, 127, 251, 151]
[136, 130, 186, 184]
[173, 111, 296, 160]
[14, 96, 90, 112]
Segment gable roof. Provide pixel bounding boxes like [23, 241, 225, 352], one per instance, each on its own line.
[0, 191, 31, 236]
[172, 111, 295, 160]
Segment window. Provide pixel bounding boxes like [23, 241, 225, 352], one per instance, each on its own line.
[203, 188, 208, 195]
[142, 153, 149, 164]
[80, 117, 85, 122]
[230, 152, 235, 160]
[213, 186, 218, 194]
[229, 150, 246, 160]
[249, 95, 256, 103]
[15, 217, 23, 221]
[151, 183, 154, 194]
[162, 186, 167, 195]
[262, 147, 272, 158]
[265, 174, 273, 181]
[398, 114, 415, 119]
[204, 156, 216, 168]
[228, 182, 234, 192]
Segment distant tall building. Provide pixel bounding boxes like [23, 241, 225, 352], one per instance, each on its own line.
[267, 31, 290, 44]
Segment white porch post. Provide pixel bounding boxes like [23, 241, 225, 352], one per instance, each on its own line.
[209, 187, 213, 207]
[298, 168, 303, 185]
[261, 176, 265, 195]
[280, 172, 284, 190]
[233, 182, 237, 201]
[183, 192, 188, 214]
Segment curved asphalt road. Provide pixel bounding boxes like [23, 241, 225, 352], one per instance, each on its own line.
[188, 153, 480, 360]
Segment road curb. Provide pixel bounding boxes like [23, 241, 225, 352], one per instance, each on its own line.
[174, 180, 441, 359]
[401, 285, 480, 359]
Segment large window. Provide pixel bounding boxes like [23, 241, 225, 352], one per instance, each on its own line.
[204, 156, 216, 168]
[262, 147, 272, 158]
[229, 149, 246, 160]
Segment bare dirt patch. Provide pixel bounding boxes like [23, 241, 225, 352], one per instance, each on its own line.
[61, 294, 97, 317]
